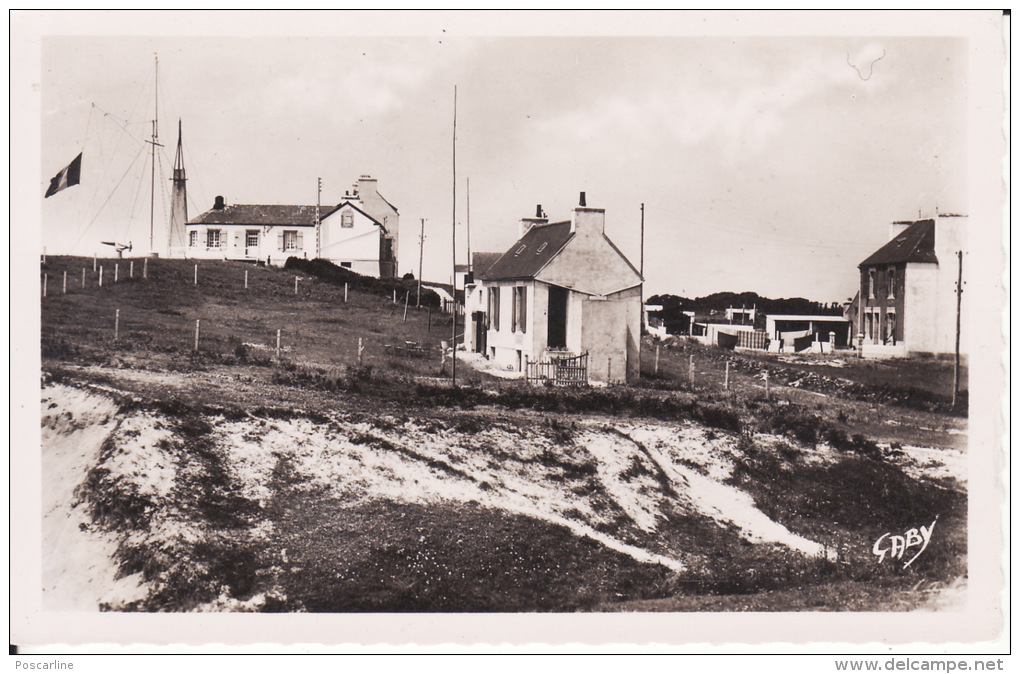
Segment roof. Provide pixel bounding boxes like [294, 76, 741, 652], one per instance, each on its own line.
[190, 204, 319, 227]
[481, 221, 573, 281]
[766, 315, 849, 322]
[471, 252, 502, 278]
[328, 199, 387, 233]
[859, 219, 938, 267]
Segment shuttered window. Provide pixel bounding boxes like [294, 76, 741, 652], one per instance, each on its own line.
[489, 287, 500, 331]
[207, 229, 221, 248]
[512, 286, 527, 333]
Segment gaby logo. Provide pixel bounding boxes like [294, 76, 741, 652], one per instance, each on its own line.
[872, 516, 939, 568]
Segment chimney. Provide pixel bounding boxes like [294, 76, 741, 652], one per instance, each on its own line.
[214, 196, 225, 210]
[888, 220, 913, 241]
[571, 194, 605, 236]
[519, 203, 549, 238]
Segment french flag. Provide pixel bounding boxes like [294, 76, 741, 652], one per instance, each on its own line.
[44, 152, 82, 198]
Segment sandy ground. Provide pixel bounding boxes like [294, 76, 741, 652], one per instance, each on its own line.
[40, 381, 968, 611]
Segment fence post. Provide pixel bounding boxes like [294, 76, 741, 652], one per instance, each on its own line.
[294, 276, 299, 295]
[344, 283, 348, 303]
[524, 354, 529, 383]
[194, 264, 199, 285]
[130, 260, 134, 279]
[764, 371, 770, 400]
[245, 269, 249, 289]
[276, 329, 282, 360]
[143, 258, 148, 280]
[115, 263, 119, 283]
[403, 291, 409, 322]
[689, 355, 695, 388]
[93, 254, 97, 272]
[393, 289, 396, 304]
[43, 274, 48, 298]
[358, 337, 364, 366]
[63, 271, 67, 295]
[114, 309, 120, 342]
[724, 360, 730, 391]
[194, 319, 200, 352]
[99, 266, 103, 287]
[82, 268, 86, 289]
[654, 344, 660, 375]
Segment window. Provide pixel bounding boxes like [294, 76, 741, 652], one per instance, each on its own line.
[340, 262, 352, 269]
[206, 229, 221, 248]
[885, 310, 897, 345]
[341, 210, 354, 228]
[489, 286, 501, 331]
[868, 269, 876, 299]
[189, 231, 198, 247]
[887, 266, 896, 300]
[284, 231, 298, 251]
[246, 230, 259, 248]
[512, 286, 527, 333]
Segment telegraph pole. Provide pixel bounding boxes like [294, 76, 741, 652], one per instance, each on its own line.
[952, 250, 963, 409]
[418, 218, 425, 307]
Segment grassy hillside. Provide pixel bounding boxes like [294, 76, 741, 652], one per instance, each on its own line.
[38, 256, 968, 613]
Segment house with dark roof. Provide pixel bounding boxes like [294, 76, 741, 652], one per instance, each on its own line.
[850, 213, 967, 357]
[185, 175, 398, 277]
[464, 194, 643, 384]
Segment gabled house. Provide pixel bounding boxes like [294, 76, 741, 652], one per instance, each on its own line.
[851, 214, 967, 357]
[466, 194, 643, 384]
[185, 175, 399, 277]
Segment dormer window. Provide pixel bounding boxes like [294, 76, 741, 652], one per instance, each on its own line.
[536, 242, 548, 254]
[515, 245, 526, 256]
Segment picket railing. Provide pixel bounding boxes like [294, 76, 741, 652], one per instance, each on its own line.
[526, 351, 588, 387]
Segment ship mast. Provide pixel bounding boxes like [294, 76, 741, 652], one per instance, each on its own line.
[146, 54, 163, 254]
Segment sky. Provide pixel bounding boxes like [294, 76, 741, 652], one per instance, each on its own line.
[34, 15, 972, 303]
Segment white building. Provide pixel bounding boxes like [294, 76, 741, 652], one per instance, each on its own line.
[185, 175, 398, 277]
[850, 214, 968, 357]
[466, 194, 643, 384]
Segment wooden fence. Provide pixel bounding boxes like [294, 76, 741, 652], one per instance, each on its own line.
[526, 352, 588, 387]
[737, 330, 770, 350]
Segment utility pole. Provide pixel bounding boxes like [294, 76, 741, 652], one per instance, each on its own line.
[315, 177, 322, 259]
[451, 85, 458, 387]
[952, 250, 963, 409]
[466, 177, 471, 276]
[418, 218, 425, 307]
[640, 202, 645, 279]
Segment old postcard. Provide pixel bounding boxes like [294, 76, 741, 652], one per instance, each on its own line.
[9, 10, 1008, 653]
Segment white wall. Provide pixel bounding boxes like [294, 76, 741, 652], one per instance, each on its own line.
[184, 224, 311, 264]
[484, 280, 540, 371]
[320, 205, 385, 275]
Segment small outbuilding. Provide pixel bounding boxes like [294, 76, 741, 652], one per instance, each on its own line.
[467, 194, 643, 384]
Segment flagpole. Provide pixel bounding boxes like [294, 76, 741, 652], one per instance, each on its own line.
[451, 84, 457, 387]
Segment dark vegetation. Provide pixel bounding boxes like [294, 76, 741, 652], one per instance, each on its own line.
[283, 257, 443, 308]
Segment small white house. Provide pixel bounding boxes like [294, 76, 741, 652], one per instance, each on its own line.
[185, 175, 399, 277]
[467, 194, 643, 384]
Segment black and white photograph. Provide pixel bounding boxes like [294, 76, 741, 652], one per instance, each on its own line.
[10, 9, 1008, 655]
